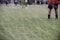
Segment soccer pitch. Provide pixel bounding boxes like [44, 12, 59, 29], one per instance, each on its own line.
[0, 4, 60, 40]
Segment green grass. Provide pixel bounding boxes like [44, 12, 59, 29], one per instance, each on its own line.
[0, 4, 60, 40]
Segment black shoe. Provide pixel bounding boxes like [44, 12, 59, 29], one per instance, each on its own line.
[56, 15, 58, 19]
[48, 15, 50, 19]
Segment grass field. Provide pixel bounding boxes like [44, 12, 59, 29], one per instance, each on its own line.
[0, 4, 60, 40]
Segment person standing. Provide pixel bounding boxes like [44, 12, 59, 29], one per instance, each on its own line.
[25, 0, 28, 7]
[5, 0, 9, 6]
[14, 0, 18, 5]
[48, 0, 58, 19]
[21, 0, 25, 8]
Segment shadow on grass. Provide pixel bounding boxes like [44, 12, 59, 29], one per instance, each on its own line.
[0, 25, 8, 40]
[0, 34, 8, 40]
[55, 31, 60, 40]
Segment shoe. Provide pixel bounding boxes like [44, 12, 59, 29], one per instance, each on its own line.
[48, 15, 50, 19]
[56, 15, 58, 19]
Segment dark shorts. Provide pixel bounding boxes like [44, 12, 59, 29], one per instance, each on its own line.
[0, 0, 2, 4]
[48, 4, 58, 10]
[6, 1, 8, 4]
[0, 1, 2, 4]
[14, 2, 18, 4]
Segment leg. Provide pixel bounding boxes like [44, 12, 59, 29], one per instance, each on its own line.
[6, 2, 8, 6]
[54, 4, 58, 19]
[15, 2, 17, 6]
[14, 2, 17, 6]
[55, 9, 58, 19]
[48, 4, 52, 19]
[21, 4, 25, 8]
[48, 9, 52, 19]
[25, 2, 27, 7]
[6, 1, 8, 6]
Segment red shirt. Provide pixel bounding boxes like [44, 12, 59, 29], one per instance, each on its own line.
[49, 0, 58, 4]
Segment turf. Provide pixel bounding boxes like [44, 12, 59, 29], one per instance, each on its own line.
[0, 4, 60, 40]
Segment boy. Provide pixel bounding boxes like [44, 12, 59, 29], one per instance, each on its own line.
[5, 0, 9, 6]
[20, 0, 25, 8]
[48, 0, 58, 19]
[25, 0, 28, 7]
